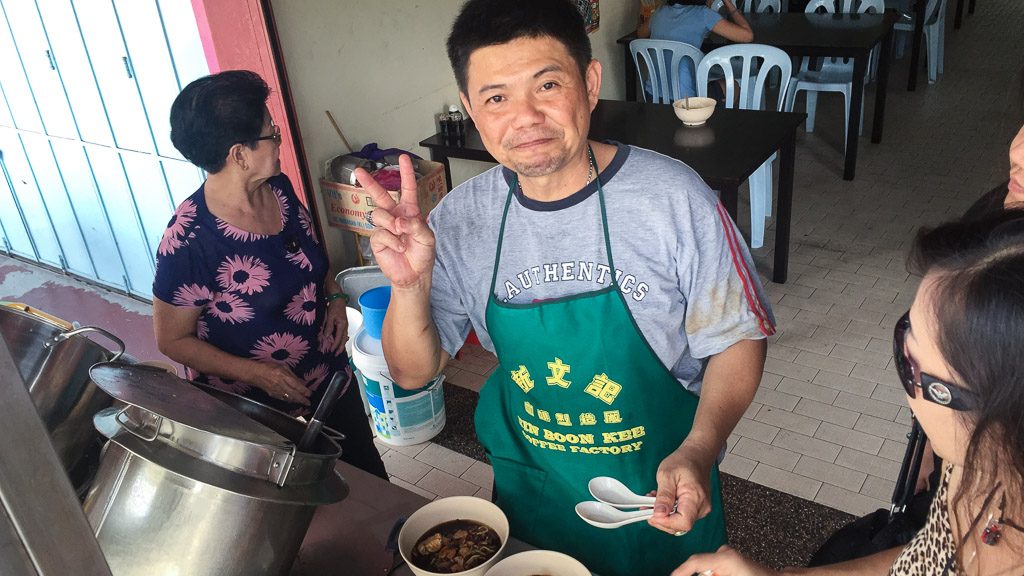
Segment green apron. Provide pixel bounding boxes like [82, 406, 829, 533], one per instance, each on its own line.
[475, 156, 727, 576]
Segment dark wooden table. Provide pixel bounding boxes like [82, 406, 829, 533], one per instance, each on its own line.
[419, 100, 805, 283]
[617, 10, 896, 181]
[292, 462, 541, 575]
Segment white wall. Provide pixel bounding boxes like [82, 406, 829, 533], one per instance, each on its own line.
[270, 0, 639, 271]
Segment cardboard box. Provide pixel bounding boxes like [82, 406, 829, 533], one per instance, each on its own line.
[320, 158, 448, 235]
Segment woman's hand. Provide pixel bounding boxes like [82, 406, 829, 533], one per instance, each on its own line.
[247, 361, 312, 406]
[355, 154, 436, 289]
[672, 545, 776, 576]
[648, 444, 714, 535]
[321, 297, 349, 356]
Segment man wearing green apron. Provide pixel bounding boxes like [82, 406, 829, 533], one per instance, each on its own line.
[358, 1, 774, 574]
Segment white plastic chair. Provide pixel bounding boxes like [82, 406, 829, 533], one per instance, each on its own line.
[894, 0, 946, 84]
[739, 0, 782, 12]
[784, 0, 883, 151]
[697, 44, 792, 249]
[629, 39, 705, 104]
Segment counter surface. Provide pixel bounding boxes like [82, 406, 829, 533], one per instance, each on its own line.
[291, 462, 537, 576]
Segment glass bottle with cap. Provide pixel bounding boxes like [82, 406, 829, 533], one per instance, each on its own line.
[448, 105, 465, 143]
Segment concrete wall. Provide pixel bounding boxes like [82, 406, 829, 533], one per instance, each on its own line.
[270, 0, 639, 272]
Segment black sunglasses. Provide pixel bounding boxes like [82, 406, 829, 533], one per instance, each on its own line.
[892, 311, 977, 411]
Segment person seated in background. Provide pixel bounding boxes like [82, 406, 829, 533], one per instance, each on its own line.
[673, 209, 1024, 575]
[638, 0, 753, 101]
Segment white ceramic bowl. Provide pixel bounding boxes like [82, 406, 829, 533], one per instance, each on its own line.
[399, 496, 510, 576]
[485, 550, 591, 576]
[673, 97, 717, 126]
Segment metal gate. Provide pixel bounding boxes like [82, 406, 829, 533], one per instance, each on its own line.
[0, 0, 209, 299]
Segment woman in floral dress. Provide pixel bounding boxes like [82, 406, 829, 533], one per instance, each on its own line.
[153, 70, 386, 479]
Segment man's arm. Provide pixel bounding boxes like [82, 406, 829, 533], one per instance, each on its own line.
[358, 155, 449, 389]
[648, 338, 766, 534]
[686, 337, 765, 462]
[383, 273, 450, 388]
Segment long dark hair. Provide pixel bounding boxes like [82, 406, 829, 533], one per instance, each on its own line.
[908, 209, 1024, 540]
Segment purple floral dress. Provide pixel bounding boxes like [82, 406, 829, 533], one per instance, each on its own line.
[153, 173, 349, 417]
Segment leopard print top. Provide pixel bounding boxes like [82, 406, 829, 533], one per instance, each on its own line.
[889, 465, 959, 575]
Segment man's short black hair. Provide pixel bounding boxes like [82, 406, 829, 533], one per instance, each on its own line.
[169, 70, 269, 173]
[446, 0, 593, 96]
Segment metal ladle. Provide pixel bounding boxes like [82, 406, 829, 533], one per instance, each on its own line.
[296, 371, 346, 452]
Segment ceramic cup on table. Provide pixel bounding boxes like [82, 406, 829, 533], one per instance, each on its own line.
[399, 496, 510, 576]
[485, 550, 591, 576]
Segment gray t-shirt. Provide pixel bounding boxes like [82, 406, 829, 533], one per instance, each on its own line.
[428, 144, 774, 394]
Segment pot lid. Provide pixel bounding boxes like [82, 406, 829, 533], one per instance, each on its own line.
[87, 362, 343, 489]
[89, 362, 289, 449]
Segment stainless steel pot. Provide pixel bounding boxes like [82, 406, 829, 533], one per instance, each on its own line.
[0, 303, 123, 471]
[83, 363, 348, 576]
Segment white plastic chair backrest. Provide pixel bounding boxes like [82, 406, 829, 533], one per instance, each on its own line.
[629, 39, 705, 104]
[807, 0, 883, 11]
[696, 44, 793, 111]
[802, 0, 882, 74]
[740, 0, 782, 12]
[755, 0, 782, 13]
[851, 0, 884, 13]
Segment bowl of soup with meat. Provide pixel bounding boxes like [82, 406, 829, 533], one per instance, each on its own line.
[399, 496, 510, 576]
[485, 550, 591, 576]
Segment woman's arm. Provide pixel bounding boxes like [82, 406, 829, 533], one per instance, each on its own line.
[320, 274, 349, 355]
[153, 297, 312, 405]
[672, 544, 904, 576]
[710, 0, 754, 43]
[638, 18, 652, 38]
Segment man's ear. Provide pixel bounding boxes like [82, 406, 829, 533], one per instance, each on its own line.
[459, 92, 474, 122]
[585, 59, 602, 111]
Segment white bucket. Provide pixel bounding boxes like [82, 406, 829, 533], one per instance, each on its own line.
[345, 307, 370, 417]
[350, 328, 445, 446]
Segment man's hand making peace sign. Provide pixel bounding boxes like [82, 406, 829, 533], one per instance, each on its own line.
[354, 154, 436, 289]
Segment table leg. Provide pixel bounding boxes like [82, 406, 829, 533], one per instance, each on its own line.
[429, 150, 454, 191]
[907, 0, 927, 91]
[844, 53, 868, 180]
[773, 132, 796, 284]
[624, 42, 637, 102]
[968, 0, 975, 14]
[871, 26, 893, 144]
[955, 0, 965, 29]
[719, 185, 739, 223]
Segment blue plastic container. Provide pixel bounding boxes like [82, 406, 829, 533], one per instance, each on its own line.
[357, 285, 390, 339]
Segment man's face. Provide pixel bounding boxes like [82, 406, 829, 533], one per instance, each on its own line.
[459, 35, 600, 178]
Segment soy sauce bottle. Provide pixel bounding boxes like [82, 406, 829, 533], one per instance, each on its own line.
[448, 105, 465, 143]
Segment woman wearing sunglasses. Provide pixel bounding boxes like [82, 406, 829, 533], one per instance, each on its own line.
[674, 209, 1024, 575]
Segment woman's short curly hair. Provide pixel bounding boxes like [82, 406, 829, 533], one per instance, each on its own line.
[169, 70, 270, 173]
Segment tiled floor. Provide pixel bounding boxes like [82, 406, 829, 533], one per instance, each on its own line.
[4, 0, 1021, 518]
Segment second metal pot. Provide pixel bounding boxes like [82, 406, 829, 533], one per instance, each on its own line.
[0, 303, 123, 471]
